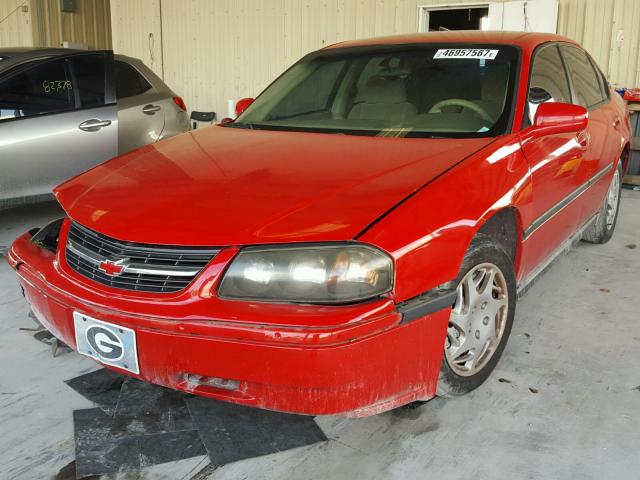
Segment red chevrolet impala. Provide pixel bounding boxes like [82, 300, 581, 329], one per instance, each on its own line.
[8, 32, 630, 416]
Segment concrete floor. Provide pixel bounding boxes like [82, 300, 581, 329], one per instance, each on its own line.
[1, 191, 639, 480]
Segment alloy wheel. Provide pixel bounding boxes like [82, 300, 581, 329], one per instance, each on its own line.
[445, 263, 509, 376]
[605, 167, 620, 229]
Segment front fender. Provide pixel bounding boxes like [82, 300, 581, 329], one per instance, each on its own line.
[358, 135, 532, 303]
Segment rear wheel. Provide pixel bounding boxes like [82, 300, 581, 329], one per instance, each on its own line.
[582, 161, 622, 244]
[437, 235, 516, 396]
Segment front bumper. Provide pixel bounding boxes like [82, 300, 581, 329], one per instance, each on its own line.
[7, 224, 450, 416]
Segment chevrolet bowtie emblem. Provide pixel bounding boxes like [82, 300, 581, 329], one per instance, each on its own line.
[98, 258, 129, 276]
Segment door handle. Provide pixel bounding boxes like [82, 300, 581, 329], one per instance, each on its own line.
[143, 104, 161, 115]
[78, 119, 112, 132]
[576, 131, 591, 150]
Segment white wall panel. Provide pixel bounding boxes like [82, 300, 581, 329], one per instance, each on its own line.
[31, 0, 112, 50]
[557, 0, 640, 86]
[112, 0, 419, 117]
[0, 0, 111, 50]
[110, 0, 162, 76]
[0, 0, 34, 47]
[109, 0, 640, 118]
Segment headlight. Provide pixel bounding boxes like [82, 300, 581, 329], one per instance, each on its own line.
[218, 244, 393, 304]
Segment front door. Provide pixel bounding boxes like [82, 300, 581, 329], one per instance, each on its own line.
[519, 43, 585, 274]
[558, 44, 616, 223]
[0, 52, 117, 203]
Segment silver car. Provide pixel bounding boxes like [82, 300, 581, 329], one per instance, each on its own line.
[0, 48, 189, 208]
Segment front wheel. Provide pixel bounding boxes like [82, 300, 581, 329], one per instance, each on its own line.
[437, 235, 516, 396]
[582, 161, 622, 244]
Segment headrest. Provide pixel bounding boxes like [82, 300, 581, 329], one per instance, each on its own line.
[360, 77, 408, 104]
[482, 68, 508, 101]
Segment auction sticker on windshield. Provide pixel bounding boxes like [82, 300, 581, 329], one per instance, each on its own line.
[434, 49, 499, 59]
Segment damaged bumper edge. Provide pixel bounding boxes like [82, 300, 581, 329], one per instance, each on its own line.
[9, 230, 452, 416]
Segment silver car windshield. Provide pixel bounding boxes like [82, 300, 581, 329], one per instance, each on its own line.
[232, 44, 519, 138]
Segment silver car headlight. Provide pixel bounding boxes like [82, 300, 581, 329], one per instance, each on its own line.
[218, 244, 393, 304]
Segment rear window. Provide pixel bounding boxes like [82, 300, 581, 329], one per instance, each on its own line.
[115, 61, 151, 99]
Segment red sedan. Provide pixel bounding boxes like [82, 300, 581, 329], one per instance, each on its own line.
[8, 31, 631, 416]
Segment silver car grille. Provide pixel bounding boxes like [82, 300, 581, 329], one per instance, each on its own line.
[65, 222, 219, 293]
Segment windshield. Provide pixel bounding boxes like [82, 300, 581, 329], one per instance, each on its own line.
[232, 44, 519, 138]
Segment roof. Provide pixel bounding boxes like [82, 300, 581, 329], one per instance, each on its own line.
[0, 47, 85, 73]
[325, 31, 579, 52]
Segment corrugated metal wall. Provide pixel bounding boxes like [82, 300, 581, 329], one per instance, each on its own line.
[162, 0, 418, 114]
[30, 0, 112, 49]
[0, 0, 34, 47]
[111, 0, 421, 116]
[0, 0, 111, 50]
[110, 0, 162, 75]
[557, 0, 640, 87]
[107, 0, 640, 116]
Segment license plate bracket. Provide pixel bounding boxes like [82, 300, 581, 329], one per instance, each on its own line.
[73, 312, 139, 374]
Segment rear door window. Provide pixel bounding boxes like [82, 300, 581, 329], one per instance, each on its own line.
[68, 53, 110, 108]
[560, 45, 606, 109]
[115, 60, 151, 99]
[589, 56, 610, 101]
[0, 57, 75, 121]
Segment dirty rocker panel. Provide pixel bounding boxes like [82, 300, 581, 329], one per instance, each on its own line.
[522, 163, 612, 240]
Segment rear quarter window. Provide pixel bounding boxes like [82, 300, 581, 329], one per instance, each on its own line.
[115, 61, 152, 99]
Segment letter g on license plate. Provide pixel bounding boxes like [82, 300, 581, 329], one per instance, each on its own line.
[73, 312, 139, 374]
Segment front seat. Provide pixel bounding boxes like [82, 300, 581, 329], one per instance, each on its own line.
[348, 77, 417, 122]
[474, 68, 508, 121]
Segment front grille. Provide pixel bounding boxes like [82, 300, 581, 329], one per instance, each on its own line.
[65, 222, 219, 293]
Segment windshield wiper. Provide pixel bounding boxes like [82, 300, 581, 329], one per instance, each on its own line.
[268, 109, 330, 121]
[223, 122, 255, 129]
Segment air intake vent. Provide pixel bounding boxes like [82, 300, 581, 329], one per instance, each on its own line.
[65, 222, 219, 293]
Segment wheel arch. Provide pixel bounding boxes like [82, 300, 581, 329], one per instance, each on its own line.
[620, 142, 631, 176]
[474, 206, 524, 277]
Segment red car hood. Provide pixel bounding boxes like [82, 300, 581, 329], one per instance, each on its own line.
[55, 127, 493, 246]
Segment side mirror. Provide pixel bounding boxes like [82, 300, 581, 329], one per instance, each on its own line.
[533, 102, 588, 136]
[235, 97, 254, 117]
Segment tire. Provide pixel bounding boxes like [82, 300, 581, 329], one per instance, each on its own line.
[437, 234, 517, 397]
[582, 161, 623, 244]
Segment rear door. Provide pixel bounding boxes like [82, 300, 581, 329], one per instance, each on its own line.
[115, 59, 165, 154]
[0, 51, 117, 203]
[558, 44, 615, 222]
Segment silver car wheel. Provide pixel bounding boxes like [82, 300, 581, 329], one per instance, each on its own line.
[445, 263, 509, 377]
[605, 167, 620, 229]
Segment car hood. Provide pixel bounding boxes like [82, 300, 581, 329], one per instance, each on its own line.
[54, 127, 494, 246]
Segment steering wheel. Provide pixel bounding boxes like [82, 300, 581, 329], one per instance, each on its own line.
[428, 99, 493, 123]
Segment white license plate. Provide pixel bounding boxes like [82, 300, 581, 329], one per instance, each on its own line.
[73, 312, 139, 374]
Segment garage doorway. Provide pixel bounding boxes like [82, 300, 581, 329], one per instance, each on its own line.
[418, 1, 558, 34]
[422, 5, 489, 31]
